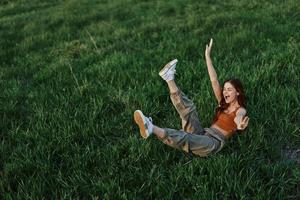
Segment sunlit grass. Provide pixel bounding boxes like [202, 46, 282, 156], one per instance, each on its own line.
[1, 0, 299, 199]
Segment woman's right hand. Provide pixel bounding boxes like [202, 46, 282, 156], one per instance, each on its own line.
[205, 38, 213, 58]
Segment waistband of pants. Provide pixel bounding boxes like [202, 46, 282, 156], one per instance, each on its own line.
[204, 127, 226, 143]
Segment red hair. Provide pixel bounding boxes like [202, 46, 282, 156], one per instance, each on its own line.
[212, 78, 246, 123]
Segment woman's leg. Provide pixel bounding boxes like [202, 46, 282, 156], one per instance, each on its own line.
[153, 125, 166, 139]
[134, 110, 220, 157]
[153, 124, 220, 157]
[166, 80, 179, 94]
[166, 80, 204, 135]
[159, 59, 203, 134]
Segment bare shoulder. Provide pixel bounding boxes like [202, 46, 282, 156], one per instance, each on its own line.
[236, 107, 247, 116]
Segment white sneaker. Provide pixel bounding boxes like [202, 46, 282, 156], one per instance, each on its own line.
[159, 59, 178, 82]
[134, 110, 153, 139]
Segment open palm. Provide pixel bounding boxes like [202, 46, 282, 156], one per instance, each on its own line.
[237, 116, 250, 130]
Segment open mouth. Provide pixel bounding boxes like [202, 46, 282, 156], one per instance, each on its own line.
[225, 95, 230, 100]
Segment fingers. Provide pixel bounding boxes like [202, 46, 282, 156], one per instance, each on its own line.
[238, 116, 249, 130]
[209, 38, 213, 47]
[244, 116, 250, 124]
[205, 39, 213, 55]
[242, 117, 250, 127]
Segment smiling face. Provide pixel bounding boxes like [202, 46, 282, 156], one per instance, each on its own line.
[223, 82, 239, 104]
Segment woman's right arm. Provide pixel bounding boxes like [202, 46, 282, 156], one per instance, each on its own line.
[205, 39, 222, 103]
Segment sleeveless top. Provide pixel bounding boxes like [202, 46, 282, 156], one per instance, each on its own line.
[213, 107, 240, 135]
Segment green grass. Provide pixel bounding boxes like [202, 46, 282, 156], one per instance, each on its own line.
[1, 0, 299, 199]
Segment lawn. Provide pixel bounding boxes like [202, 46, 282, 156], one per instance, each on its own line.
[0, 0, 299, 199]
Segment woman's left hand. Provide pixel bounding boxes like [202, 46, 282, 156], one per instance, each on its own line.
[237, 116, 250, 130]
[205, 38, 213, 58]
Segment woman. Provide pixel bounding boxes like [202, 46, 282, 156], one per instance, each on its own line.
[134, 39, 250, 157]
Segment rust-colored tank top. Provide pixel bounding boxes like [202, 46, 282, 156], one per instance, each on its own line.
[214, 107, 239, 134]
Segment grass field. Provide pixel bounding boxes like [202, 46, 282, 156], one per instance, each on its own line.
[1, 0, 300, 199]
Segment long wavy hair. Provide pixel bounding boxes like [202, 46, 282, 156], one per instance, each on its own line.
[212, 78, 246, 123]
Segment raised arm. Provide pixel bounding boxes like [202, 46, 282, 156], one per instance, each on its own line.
[205, 39, 222, 103]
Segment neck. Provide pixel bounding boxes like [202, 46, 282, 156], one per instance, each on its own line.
[229, 100, 239, 108]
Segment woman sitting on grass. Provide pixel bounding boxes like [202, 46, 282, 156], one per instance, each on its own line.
[134, 39, 250, 157]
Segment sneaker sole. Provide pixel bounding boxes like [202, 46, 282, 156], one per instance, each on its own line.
[159, 59, 178, 76]
[134, 110, 148, 139]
